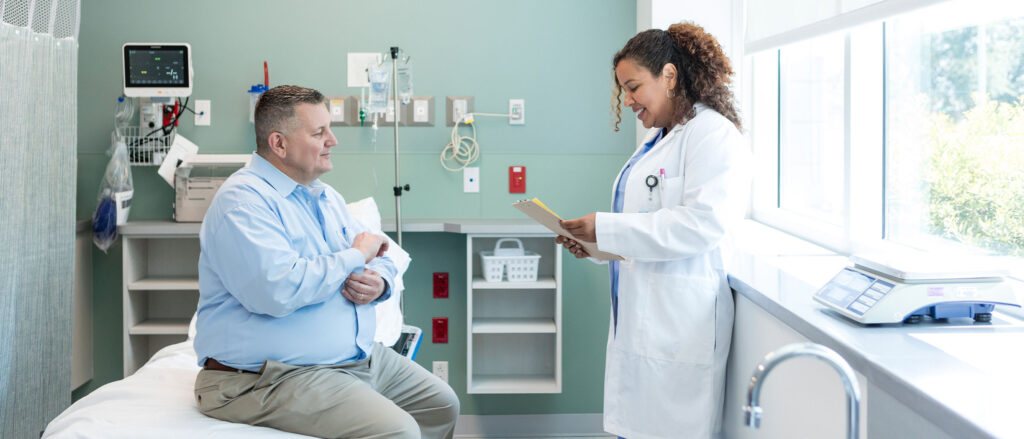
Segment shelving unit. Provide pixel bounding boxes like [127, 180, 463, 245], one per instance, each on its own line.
[466, 234, 561, 394]
[121, 222, 201, 376]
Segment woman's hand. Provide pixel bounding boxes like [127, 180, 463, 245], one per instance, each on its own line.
[560, 213, 597, 242]
[556, 235, 591, 259]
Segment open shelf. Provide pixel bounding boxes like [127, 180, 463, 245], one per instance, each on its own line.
[468, 374, 560, 394]
[472, 318, 556, 333]
[129, 318, 190, 335]
[471, 277, 557, 289]
[128, 277, 200, 291]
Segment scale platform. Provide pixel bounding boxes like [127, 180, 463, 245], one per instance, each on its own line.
[813, 253, 1021, 325]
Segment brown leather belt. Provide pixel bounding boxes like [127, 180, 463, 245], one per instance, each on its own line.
[204, 358, 256, 374]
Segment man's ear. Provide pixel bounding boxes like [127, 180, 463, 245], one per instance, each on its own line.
[267, 132, 287, 159]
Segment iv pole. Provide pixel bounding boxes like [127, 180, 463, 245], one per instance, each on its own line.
[390, 47, 410, 316]
[390, 46, 410, 247]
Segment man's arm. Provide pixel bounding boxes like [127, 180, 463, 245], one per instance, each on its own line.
[207, 202, 368, 317]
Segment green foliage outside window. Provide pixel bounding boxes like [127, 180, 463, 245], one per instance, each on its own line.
[925, 95, 1024, 256]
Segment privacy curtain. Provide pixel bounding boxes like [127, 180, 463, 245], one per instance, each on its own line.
[0, 0, 79, 437]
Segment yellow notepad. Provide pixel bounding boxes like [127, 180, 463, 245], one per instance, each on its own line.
[512, 198, 624, 261]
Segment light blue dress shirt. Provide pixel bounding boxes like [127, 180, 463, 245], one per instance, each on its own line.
[609, 129, 663, 334]
[194, 153, 396, 372]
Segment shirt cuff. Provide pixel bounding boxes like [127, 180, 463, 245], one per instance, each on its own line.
[373, 279, 392, 303]
[340, 248, 366, 273]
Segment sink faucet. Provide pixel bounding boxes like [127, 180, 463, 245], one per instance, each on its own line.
[743, 342, 861, 439]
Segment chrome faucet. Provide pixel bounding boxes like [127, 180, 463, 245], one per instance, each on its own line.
[743, 342, 861, 439]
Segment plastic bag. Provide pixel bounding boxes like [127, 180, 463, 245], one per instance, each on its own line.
[93, 131, 134, 252]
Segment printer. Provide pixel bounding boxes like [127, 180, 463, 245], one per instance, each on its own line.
[173, 154, 250, 222]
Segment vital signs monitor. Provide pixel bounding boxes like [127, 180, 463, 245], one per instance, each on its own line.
[122, 43, 192, 98]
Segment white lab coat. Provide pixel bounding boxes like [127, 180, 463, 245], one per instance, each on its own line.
[594, 104, 749, 439]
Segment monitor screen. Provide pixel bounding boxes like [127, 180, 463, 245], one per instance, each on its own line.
[124, 45, 188, 87]
[123, 43, 191, 97]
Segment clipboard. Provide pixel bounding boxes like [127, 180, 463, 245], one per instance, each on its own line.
[513, 198, 624, 261]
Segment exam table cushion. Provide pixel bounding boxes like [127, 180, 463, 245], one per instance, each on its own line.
[43, 340, 312, 438]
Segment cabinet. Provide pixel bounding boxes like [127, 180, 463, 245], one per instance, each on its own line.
[121, 222, 201, 376]
[466, 234, 561, 394]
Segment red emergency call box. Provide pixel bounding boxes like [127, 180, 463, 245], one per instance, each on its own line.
[509, 166, 526, 193]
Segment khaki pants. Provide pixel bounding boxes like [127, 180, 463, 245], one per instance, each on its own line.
[194, 343, 459, 438]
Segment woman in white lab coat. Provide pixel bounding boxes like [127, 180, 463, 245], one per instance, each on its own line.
[559, 22, 748, 439]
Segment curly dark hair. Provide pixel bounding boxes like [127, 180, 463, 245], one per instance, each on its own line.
[612, 22, 741, 132]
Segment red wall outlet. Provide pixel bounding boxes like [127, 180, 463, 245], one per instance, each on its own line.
[509, 166, 526, 193]
[432, 317, 448, 343]
[433, 272, 449, 298]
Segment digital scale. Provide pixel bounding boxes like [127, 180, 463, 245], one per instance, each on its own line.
[813, 253, 1021, 324]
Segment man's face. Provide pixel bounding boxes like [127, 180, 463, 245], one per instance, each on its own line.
[279, 103, 338, 185]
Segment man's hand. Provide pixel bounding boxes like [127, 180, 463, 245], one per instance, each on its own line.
[560, 213, 597, 243]
[352, 232, 389, 263]
[555, 235, 591, 259]
[342, 269, 386, 305]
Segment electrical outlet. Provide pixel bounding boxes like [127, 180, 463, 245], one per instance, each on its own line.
[433, 272, 449, 298]
[432, 361, 449, 383]
[445, 96, 474, 126]
[432, 317, 448, 343]
[509, 99, 525, 125]
[463, 167, 480, 193]
[453, 99, 467, 122]
[194, 100, 211, 126]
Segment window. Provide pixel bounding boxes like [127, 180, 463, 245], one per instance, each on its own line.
[779, 33, 846, 226]
[885, 2, 1024, 268]
[747, 0, 1024, 276]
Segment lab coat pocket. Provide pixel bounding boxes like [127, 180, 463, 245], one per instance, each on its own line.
[660, 176, 684, 208]
[640, 273, 716, 365]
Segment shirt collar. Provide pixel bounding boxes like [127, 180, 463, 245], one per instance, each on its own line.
[249, 153, 325, 198]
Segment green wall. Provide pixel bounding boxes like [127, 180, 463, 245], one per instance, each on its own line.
[74, 0, 636, 415]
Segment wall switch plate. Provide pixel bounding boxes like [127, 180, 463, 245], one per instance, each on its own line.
[408, 96, 435, 126]
[509, 98, 525, 125]
[432, 317, 448, 343]
[433, 272, 449, 298]
[432, 361, 449, 383]
[414, 99, 429, 122]
[446, 96, 474, 126]
[194, 100, 211, 126]
[327, 96, 359, 126]
[463, 167, 480, 193]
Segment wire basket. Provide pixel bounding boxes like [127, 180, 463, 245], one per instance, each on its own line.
[117, 126, 175, 166]
[479, 238, 541, 282]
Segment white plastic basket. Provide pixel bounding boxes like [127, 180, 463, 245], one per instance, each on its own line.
[478, 238, 541, 282]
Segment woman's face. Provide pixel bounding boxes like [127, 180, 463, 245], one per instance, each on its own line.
[615, 58, 676, 129]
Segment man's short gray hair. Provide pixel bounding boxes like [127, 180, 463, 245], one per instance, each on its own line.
[254, 85, 327, 152]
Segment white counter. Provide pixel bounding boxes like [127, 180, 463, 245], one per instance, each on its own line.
[727, 221, 1024, 439]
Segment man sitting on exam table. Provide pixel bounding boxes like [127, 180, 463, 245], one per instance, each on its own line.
[192, 85, 459, 439]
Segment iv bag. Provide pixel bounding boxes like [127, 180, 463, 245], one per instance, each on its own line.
[396, 56, 413, 105]
[368, 62, 390, 114]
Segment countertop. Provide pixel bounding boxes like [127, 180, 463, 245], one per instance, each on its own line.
[118, 219, 551, 236]
[728, 221, 1024, 439]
